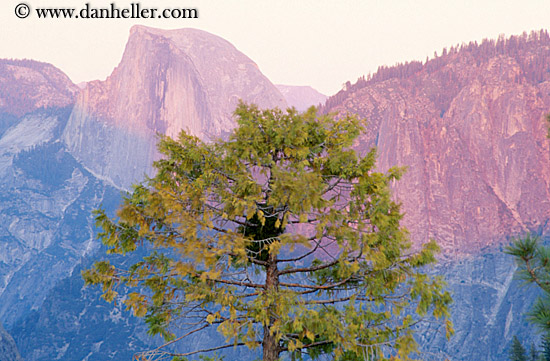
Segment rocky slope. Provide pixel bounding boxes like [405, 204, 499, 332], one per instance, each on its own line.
[63, 25, 287, 189]
[0, 105, 122, 328]
[0, 61, 122, 345]
[323, 30, 550, 256]
[418, 242, 544, 361]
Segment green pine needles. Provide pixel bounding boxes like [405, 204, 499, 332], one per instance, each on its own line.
[83, 103, 452, 361]
[509, 336, 528, 361]
[506, 234, 550, 334]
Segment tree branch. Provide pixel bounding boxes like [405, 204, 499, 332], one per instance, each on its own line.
[278, 258, 340, 276]
[212, 278, 266, 289]
[148, 323, 209, 352]
[277, 235, 324, 263]
[280, 276, 351, 290]
[165, 342, 256, 358]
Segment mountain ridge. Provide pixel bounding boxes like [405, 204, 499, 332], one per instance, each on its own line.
[323, 29, 550, 112]
[62, 25, 287, 189]
[323, 29, 550, 256]
[0, 59, 78, 118]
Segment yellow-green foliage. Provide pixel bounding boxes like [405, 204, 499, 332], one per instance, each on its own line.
[83, 103, 452, 361]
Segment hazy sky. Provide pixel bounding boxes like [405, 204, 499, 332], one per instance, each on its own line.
[1, 0, 548, 95]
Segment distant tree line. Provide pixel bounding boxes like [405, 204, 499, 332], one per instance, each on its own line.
[13, 142, 79, 189]
[323, 29, 550, 112]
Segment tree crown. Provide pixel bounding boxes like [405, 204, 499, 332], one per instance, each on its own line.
[84, 103, 452, 361]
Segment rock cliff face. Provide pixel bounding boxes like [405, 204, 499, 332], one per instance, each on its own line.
[0, 60, 123, 334]
[323, 31, 550, 256]
[63, 25, 286, 189]
[418, 243, 544, 361]
[0, 105, 121, 328]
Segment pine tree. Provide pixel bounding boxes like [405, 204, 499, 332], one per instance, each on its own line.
[541, 334, 550, 361]
[83, 103, 452, 361]
[510, 336, 527, 361]
[505, 234, 550, 333]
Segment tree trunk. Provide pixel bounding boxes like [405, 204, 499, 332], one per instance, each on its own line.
[263, 252, 279, 361]
[263, 324, 279, 361]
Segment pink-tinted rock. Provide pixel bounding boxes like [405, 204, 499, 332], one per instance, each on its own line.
[63, 26, 286, 188]
[324, 31, 550, 255]
[0, 60, 78, 117]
